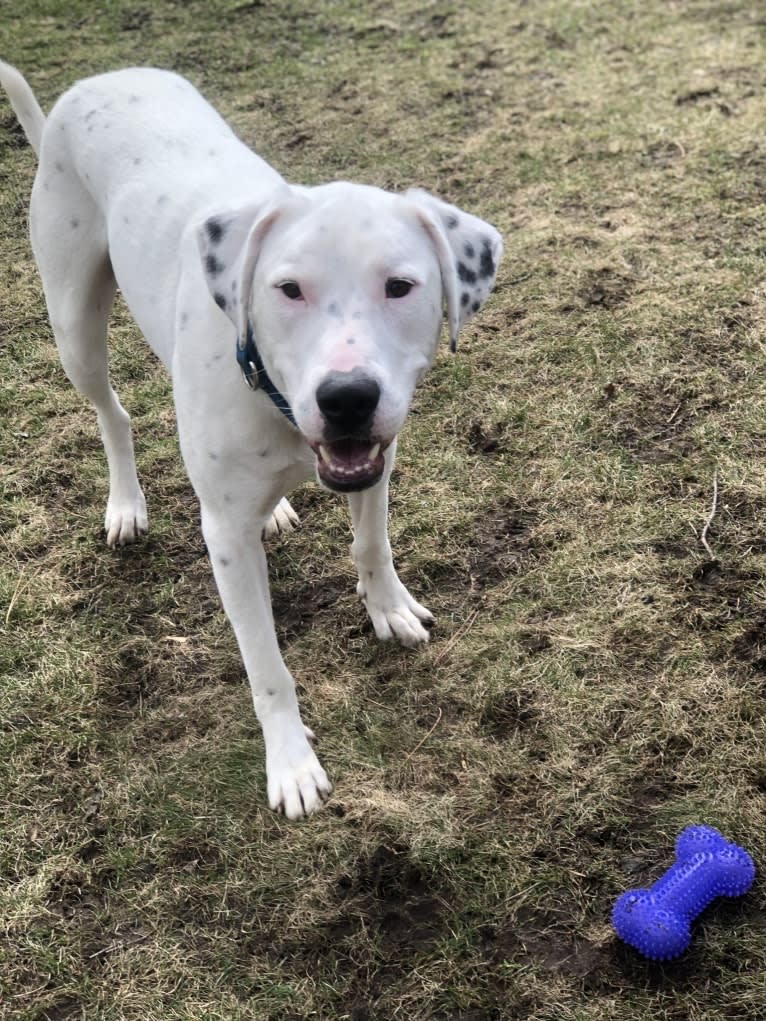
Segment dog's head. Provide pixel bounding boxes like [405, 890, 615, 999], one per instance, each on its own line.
[197, 182, 502, 492]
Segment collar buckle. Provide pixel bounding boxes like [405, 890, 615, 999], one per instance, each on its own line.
[236, 324, 297, 427]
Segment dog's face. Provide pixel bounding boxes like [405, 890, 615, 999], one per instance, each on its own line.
[198, 183, 502, 492]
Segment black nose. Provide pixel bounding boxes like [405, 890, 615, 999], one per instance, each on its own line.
[316, 371, 381, 434]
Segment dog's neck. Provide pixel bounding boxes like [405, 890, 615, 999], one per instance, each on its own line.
[237, 323, 297, 428]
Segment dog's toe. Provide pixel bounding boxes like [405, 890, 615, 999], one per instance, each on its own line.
[267, 731, 332, 820]
[371, 607, 431, 647]
[104, 493, 148, 547]
[263, 497, 301, 539]
[357, 573, 434, 648]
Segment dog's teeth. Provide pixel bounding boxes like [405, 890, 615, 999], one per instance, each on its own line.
[319, 445, 332, 465]
[370, 443, 380, 461]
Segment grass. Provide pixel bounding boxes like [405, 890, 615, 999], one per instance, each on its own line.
[2, 1, 766, 1018]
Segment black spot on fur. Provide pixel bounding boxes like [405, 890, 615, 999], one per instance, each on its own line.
[133, 157, 142, 166]
[157, 194, 169, 206]
[347, 337, 356, 345]
[55, 161, 64, 173]
[70, 218, 79, 230]
[461, 292, 470, 307]
[208, 452, 219, 461]
[327, 302, 341, 318]
[446, 214, 459, 229]
[206, 218, 225, 244]
[214, 292, 227, 310]
[479, 239, 496, 280]
[464, 241, 475, 259]
[472, 300, 480, 312]
[205, 254, 224, 277]
[458, 262, 477, 285]
[219, 556, 230, 567]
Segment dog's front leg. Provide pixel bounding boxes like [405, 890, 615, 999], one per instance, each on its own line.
[348, 440, 434, 648]
[200, 502, 331, 818]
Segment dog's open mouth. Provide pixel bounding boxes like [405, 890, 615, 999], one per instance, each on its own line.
[312, 438, 387, 491]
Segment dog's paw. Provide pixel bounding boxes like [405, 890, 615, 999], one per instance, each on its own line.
[263, 497, 300, 539]
[266, 725, 332, 820]
[357, 572, 434, 648]
[104, 492, 148, 547]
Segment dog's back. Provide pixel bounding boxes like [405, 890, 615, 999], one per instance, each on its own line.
[41, 68, 280, 211]
[0, 65, 283, 366]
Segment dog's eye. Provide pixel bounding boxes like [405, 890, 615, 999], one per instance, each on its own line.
[278, 281, 303, 301]
[385, 278, 414, 299]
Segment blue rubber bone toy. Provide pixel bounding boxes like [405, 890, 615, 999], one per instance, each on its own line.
[612, 825, 755, 960]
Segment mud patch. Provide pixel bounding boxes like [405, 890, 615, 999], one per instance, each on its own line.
[479, 687, 538, 741]
[335, 842, 445, 950]
[731, 619, 766, 672]
[416, 497, 545, 595]
[678, 559, 761, 635]
[270, 571, 351, 643]
[273, 842, 448, 972]
[468, 501, 542, 591]
[576, 267, 635, 310]
[102, 634, 219, 711]
[36, 998, 83, 1021]
[0, 112, 31, 149]
[641, 139, 685, 167]
[482, 908, 610, 980]
[466, 418, 507, 455]
[602, 377, 716, 464]
[675, 83, 720, 106]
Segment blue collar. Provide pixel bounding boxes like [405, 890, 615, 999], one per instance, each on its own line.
[237, 323, 297, 428]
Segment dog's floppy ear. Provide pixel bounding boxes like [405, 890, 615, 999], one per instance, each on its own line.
[196, 189, 290, 346]
[404, 189, 503, 351]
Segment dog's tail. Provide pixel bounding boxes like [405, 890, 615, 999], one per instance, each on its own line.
[0, 61, 45, 156]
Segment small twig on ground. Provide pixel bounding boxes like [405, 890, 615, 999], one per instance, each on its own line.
[431, 608, 480, 666]
[401, 707, 443, 764]
[87, 931, 148, 960]
[4, 566, 40, 627]
[672, 138, 687, 159]
[700, 471, 719, 559]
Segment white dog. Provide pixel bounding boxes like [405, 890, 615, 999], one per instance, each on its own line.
[0, 62, 502, 818]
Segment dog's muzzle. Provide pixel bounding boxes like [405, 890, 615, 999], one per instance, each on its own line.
[313, 370, 387, 491]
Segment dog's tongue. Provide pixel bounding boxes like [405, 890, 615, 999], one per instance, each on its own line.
[317, 439, 383, 489]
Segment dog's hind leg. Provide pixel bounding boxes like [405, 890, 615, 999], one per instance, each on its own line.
[30, 178, 147, 546]
[263, 497, 300, 539]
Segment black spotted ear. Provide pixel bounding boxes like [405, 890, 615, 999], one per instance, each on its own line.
[196, 188, 290, 347]
[404, 188, 503, 351]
